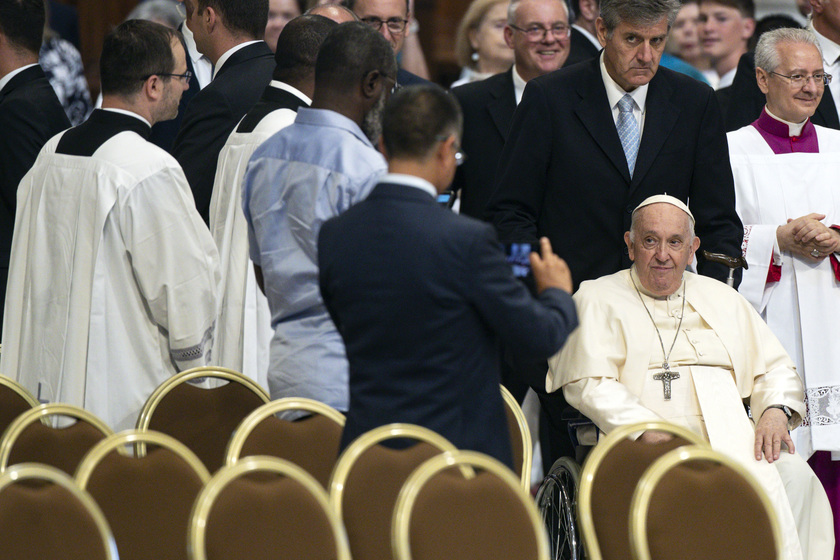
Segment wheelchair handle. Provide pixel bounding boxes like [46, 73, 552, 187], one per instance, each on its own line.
[702, 250, 748, 288]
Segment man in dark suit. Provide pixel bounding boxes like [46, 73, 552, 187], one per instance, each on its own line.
[0, 0, 71, 338]
[172, 0, 275, 222]
[452, 0, 570, 220]
[318, 85, 577, 467]
[486, 0, 743, 465]
[566, 0, 601, 66]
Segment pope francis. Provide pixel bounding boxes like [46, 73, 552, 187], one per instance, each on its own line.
[548, 195, 833, 560]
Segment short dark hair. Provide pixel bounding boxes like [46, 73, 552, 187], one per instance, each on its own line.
[600, 0, 680, 34]
[198, 0, 268, 39]
[274, 14, 338, 83]
[100, 19, 180, 97]
[315, 22, 397, 94]
[698, 0, 754, 18]
[0, 0, 45, 54]
[341, 0, 409, 15]
[382, 84, 463, 160]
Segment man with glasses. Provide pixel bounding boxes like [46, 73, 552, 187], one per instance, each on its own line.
[318, 84, 577, 466]
[1, 20, 219, 432]
[729, 29, 840, 547]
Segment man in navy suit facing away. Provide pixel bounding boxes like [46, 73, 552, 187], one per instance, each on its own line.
[318, 84, 578, 467]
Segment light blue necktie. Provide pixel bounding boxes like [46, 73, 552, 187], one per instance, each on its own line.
[616, 94, 640, 177]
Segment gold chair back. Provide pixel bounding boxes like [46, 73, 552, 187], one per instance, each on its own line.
[0, 375, 39, 437]
[500, 384, 533, 490]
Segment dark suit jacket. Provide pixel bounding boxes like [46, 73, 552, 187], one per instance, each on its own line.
[318, 182, 578, 467]
[451, 69, 516, 219]
[396, 68, 429, 87]
[486, 57, 743, 289]
[564, 26, 601, 68]
[0, 65, 70, 335]
[723, 51, 840, 132]
[172, 41, 275, 222]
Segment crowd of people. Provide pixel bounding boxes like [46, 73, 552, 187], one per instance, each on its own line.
[1, 0, 839, 558]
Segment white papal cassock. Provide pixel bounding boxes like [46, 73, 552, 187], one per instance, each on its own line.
[549, 268, 833, 560]
[1, 109, 220, 432]
[208, 81, 310, 387]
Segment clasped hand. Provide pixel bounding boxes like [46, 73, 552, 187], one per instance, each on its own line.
[777, 213, 840, 261]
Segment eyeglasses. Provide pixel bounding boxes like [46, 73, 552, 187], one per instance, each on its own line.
[508, 23, 571, 41]
[142, 70, 193, 84]
[769, 71, 832, 87]
[361, 16, 410, 34]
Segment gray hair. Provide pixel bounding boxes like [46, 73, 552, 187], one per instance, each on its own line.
[600, 0, 680, 36]
[125, 0, 184, 28]
[755, 27, 823, 73]
[508, 0, 569, 25]
[628, 203, 696, 242]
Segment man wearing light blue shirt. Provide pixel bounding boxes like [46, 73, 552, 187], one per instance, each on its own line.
[241, 22, 395, 410]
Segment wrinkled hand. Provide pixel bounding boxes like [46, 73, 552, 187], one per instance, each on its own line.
[778, 214, 839, 261]
[754, 408, 794, 463]
[531, 237, 573, 294]
[639, 430, 674, 445]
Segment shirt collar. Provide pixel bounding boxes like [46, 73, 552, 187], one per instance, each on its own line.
[269, 80, 312, 105]
[572, 24, 601, 50]
[213, 40, 261, 79]
[0, 63, 38, 92]
[512, 65, 528, 105]
[718, 67, 737, 89]
[600, 51, 649, 112]
[751, 106, 819, 154]
[763, 106, 809, 137]
[294, 107, 375, 148]
[380, 173, 437, 198]
[809, 20, 840, 66]
[100, 107, 152, 128]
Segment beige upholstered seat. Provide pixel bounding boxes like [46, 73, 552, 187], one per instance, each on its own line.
[224, 397, 345, 487]
[0, 374, 39, 437]
[329, 423, 458, 560]
[392, 450, 549, 560]
[189, 455, 351, 560]
[0, 463, 118, 560]
[577, 421, 708, 560]
[0, 404, 113, 475]
[630, 445, 782, 560]
[501, 384, 533, 490]
[136, 366, 270, 472]
[75, 430, 212, 560]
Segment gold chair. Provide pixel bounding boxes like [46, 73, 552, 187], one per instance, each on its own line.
[136, 366, 270, 472]
[0, 404, 113, 475]
[0, 463, 118, 560]
[224, 397, 345, 488]
[75, 430, 212, 560]
[329, 423, 458, 560]
[630, 445, 783, 560]
[501, 384, 533, 491]
[0, 374, 39, 437]
[392, 450, 550, 560]
[189, 455, 351, 560]
[577, 421, 708, 560]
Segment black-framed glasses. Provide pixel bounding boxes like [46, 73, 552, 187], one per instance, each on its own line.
[142, 70, 193, 84]
[769, 71, 832, 87]
[361, 16, 410, 34]
[508, 23, 571, 41]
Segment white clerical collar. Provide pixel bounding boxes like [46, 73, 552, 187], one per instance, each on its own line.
[512, 65, 528, 105]
[600, 51, 649, 113]
[809, 20, 840, 67]
[269, 80, 312, 105]
[572, 24, 601, 50]
[180, 20, 213, 89]
[717, 67, 737, 89]
[213, 40, 261, 79]
[764, 106, 807, 136]
[0, 63, 38, 92]
[100, 107, 152, 128]
[381, 173, 437, 198]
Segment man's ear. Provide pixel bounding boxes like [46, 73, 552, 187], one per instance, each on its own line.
[595, 17, 608, 48]
[742, 17, 756, 41]
[690, 235, 701, 256]
[503, 25, 515, 48]
[361, 69, 384, 100]
[143, 75, 164, 102]
[756, 67, 770, 94]
[624, 231, 635, 261]
[378, 136, 390, 160]
[809, 0, 823, 15]
[203, 6, 218, 33]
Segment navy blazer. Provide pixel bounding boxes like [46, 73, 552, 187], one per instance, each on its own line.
[172, 41, 275, 222]
[318, 181, 577, 467]
[486, 57, 743, 289]
[451, 69, 516, 219]
[564, 26, 601, 68]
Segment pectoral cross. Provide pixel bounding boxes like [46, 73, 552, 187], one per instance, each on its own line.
[653, 365, 680, 400]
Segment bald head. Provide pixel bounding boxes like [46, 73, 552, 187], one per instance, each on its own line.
[307, 3, 359, 23]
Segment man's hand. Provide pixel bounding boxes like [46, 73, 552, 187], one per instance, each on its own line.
[530, 237, 573, 294]
[754, 407, 794, 463]
[639, 430, 674, 444]
[778, 213, 839, 261]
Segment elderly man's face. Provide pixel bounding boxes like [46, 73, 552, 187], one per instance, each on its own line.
[354, 0, 409, 54]
[624, 203, 700, 297]
[597, 16, 669, 91]
[504, 0, 570, 82]
[757, 41, 825, 123]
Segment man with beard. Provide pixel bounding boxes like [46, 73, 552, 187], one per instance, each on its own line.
[241, 22, 394, 410]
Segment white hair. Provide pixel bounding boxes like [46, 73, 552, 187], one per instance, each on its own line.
[754, 27, 823, 73]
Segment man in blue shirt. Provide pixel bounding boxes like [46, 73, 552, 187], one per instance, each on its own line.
[242, 22, 396, 410]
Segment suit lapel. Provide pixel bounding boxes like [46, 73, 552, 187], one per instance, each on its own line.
[0, 65, 43, 102]
[215, 42, 273, 80]
[574, 60, 631, 182]
[815, 90, 840, 129]
[486, 69, 517, 139]
[630, 71, 679, 194]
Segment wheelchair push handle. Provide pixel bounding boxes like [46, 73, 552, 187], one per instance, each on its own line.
[702, 250, 749, 288]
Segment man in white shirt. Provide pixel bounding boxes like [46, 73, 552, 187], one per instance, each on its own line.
[1, 20, 220, 432]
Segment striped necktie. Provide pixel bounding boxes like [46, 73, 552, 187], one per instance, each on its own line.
[616, 93, 640, 177]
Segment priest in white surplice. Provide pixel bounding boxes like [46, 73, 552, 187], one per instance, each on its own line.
[549, 195, 833, 560]
[0, 21, 220, 432]
[728, 28, 840, 550]
[208, 15, 336, 387]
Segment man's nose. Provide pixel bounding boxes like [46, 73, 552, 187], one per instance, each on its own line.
[637, 42, 653, 63]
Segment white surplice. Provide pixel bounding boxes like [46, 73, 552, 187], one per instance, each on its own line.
[729, 124, 840, 458]
[1, 128, 220, 431]
[208, 81, 310, 388]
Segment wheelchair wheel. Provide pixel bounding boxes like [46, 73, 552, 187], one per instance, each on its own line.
[535, 456, 583, 560]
